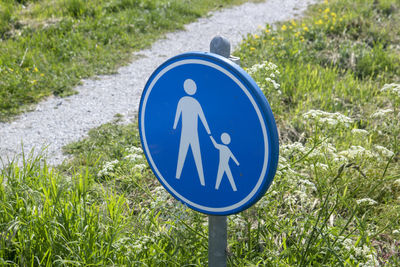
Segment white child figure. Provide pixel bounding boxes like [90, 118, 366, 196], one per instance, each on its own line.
[210, 133, 240, 191]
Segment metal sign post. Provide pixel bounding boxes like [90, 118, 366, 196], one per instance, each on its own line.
[207, 36, 232, 267]
[208, 214, 227, 267]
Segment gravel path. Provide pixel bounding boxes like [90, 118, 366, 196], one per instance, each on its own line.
[0, 0, 317, 167]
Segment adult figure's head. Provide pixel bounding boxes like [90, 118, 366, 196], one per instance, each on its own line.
[221, 133, 231, 145]
[184, 79, 197, 95]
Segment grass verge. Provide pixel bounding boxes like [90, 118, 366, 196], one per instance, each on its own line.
[1, 0, 400, 265]
[0, 0, 249, 121]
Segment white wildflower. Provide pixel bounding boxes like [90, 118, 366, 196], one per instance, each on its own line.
[281, 142, 307, 155]
[272, 79, 280, 89]
[153, 186, 169, 201]
[248, 61, 279, 78]
[354, 245, 378, 267]
[257, 196, 270, 208]
[248, 62, 270, 75]
[132, 235, 154, 254]
[339, 146, 374, 160]
[356, 246, 370, 259]
[313, 162, 329, 171]
[248, 61, 281, 94]
[126, 146, 143, 154]
[133, 163, 146, 172]
[380, 83, 400, 97]
[329, 214, 335, 226]
[320, 141, 337, 154]
[257, 191, 278, 208]
[337, 236, 379, 267]
[305, 140, 346, 163]
[374, 145, 394, 158]
[340, 237, 355, 251]
[393, 229, 400, 234]
[332, 154, 347, 163]
[279, 155, 288, 165]
[370, 108, 393, 118]
[356, 198, 377, 206]
[268, 62, 278, 70]
[247, 63, 263, 75]
[351, 129, 369, 136]
[296, 180, 316, 205]
[150, 186, 171, 208]
[229, 215, 247, 228]
[393, 179, 400, 186]
[124, 146, 144, 162]
[364, 253, 379, 267]
[269, 190, 278, 197]
[277, 156, 297, 177]
[284, 194, 297, 207]
[293, 190, 308, 203]
[110, 159, 119, 165]
[298, 179, 317, 191]
[97, 159, 119, 177]
[124, 153, 143, 162]
[303, 109, 353, 127]
[309, 141, 337, 158]
[281, 167, 299, 180]
[265, 77, 280, 90]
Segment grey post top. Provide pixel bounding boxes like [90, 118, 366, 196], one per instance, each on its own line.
[210, 36, 231, 58]
[210, 35, 241, 65]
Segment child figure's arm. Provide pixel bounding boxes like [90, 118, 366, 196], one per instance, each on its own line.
[210, 135, 218, 147]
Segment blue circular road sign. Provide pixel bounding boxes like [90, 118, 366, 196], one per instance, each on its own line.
[139, 52, 279, 215]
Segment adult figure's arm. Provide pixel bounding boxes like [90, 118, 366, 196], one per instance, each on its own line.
[173, 100, 183, 129]
[198, 104, 211, 134]
[210, 136, 218, 148]
[231, 151, 240, 166]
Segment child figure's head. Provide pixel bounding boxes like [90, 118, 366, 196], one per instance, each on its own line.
[221, 133, 231, 145]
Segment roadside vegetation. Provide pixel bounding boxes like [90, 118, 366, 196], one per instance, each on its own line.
[0, 0, 249, 121]
[1, 0, 399, 265]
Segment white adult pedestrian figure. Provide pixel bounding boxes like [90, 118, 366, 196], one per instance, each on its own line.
[173, 79, 211, 186]
[210, 133, 240, 191]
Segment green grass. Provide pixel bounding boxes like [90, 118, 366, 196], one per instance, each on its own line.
[0, 0, 250, 121]
[1, 0, 400, 265]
